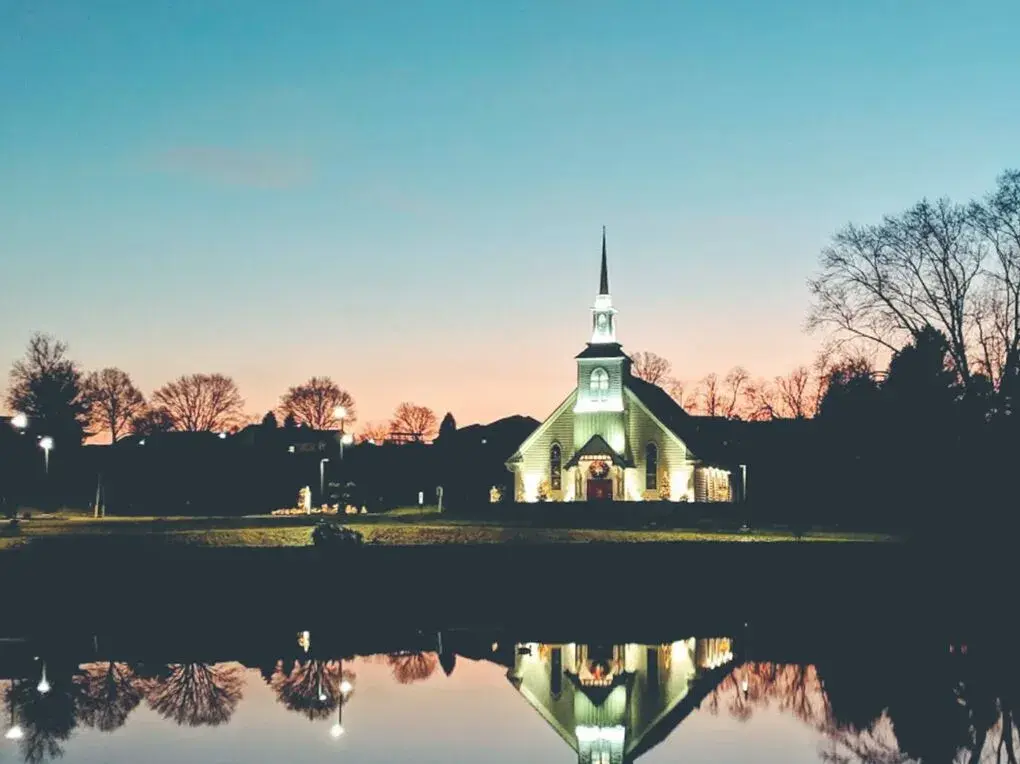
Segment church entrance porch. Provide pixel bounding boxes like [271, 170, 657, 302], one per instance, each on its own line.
[583, 458, 617, 501]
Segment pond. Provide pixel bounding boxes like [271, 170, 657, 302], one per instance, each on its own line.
[0, 603, 1014, 764]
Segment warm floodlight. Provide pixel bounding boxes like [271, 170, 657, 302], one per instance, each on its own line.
[11, 412, 27, 429]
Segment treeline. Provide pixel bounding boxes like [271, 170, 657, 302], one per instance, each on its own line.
[2, 333, 443, 446]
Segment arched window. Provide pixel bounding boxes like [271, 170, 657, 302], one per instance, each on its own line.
[589, 368, 610, 401]
[550, 444, 562, 490]
[645, 442, 658, 491]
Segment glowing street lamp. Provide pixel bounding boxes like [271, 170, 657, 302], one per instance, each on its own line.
[4, 725, 23, 741]
[340, 431, 353, 459]
[10, 412, 28, 431]
[39, 436, 54, 474]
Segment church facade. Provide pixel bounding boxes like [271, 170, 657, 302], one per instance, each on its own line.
[506, 232, 747, 503]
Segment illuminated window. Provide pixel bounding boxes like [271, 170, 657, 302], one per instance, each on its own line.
[645, 443, 658, 490]
[589, 368, 610, 400]
[550, 444, 562, 491]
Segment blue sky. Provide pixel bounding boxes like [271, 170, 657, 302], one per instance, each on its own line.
[2, 0, 1018, 429]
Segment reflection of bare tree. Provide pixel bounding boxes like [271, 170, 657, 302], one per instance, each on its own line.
[707, 662, 832, 727]
[3, 678, 77, 764]
[74, 662, 147, 732]
[386, 653, 438, 684]
[146, 663, 244, 727]
[267, 660, 357, 721]
[709, 659, 1020, 764]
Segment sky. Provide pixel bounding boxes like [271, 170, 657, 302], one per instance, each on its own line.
[2, 0, 1019, 432]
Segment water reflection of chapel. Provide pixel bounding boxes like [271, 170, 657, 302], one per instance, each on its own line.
[507, 638, 734, 764]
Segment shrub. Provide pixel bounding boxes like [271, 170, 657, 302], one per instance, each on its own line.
[311, 520, 365, 550]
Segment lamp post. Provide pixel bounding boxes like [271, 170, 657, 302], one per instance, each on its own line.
[333, 406, 346, 435]
[319, 458, 330, 507]
[10, 412, 27, 432]
[340, 431, 353, 459]
[39, 436, 53, 475]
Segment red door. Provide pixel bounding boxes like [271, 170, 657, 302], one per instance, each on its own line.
[587, 479, 613, 501]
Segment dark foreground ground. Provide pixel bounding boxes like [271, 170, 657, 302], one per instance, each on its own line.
[0, 533, 990, 641]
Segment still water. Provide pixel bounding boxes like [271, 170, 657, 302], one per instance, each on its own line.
[1, 615, 1014, 764]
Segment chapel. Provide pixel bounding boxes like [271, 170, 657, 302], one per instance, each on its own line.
[505, 230, 747, 503]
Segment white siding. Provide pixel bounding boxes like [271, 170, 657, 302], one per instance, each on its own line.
[515, 391, 577, 501]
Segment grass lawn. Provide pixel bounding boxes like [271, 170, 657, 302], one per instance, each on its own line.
[0, 508, 897, 549]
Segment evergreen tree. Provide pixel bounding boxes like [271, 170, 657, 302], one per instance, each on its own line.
[436, 412, 457, 444]
[261, 411, 278, 429]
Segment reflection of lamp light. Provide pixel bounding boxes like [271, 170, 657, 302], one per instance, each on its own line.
[39, 436, 54, 474]
[330, 723, 344, 738]
[37, 660, 50, 695]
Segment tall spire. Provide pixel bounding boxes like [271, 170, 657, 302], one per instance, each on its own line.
[599, 226, 609, 295]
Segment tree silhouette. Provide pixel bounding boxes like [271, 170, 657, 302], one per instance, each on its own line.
[279, 377, 356, 430]
[357, 421, 391, 443]
[283, 412, 298, 429]
[261, 410, 278, 429]
[5, 332, 91, 445]
[808, 194, 991, 393]
[267, 659, 356, 721]
[389, 403, 438, 443]
[151, 374, 245, 432]
[82, 368, 146, 443]
[630, 351, 673, 385]
[73, 662, 147, 732]
[386, 652, 438, 684]
[145, 663, 244, 727]
[436, 412, 457, 443]
[130, 406, 175, 436]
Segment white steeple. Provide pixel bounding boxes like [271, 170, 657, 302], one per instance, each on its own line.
[591, 226, 617, 344]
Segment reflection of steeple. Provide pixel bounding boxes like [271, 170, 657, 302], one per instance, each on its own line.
[508, 639, 734, 764]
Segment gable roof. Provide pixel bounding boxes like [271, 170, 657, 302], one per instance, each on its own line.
[565, 434, 633, 468]
[623, 376, 742, 464]
[575, 342, 629, 360]
[506, 390, 577, 465]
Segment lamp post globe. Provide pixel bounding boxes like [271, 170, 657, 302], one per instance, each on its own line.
[11, 412, 28, 430]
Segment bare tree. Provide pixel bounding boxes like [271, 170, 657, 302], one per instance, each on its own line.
[151, 374, 245, 432]
[722, 366, 751, 418]
[631, 351, 673, 385]
[82, 368, 146, 443]
[357, 421, 391, 443]
[700, 373, 721, 416]
[279, 376, 356, 430]
[130, 407, 175, 436]
[808, 197, 986, 390]
[969, 170, 1020, 389]
[389, 402, 438, 443]
[145, 663, 244, 727]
